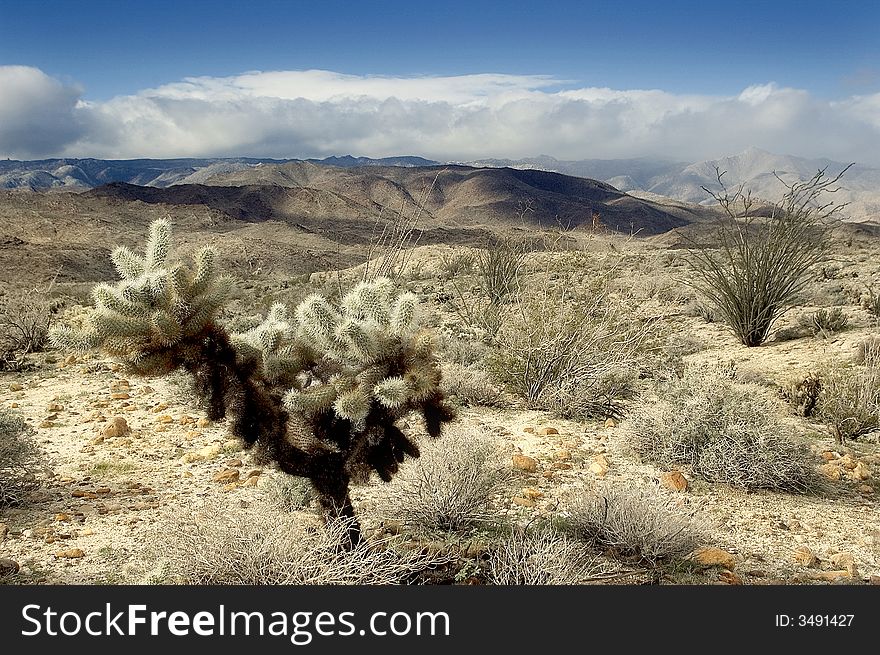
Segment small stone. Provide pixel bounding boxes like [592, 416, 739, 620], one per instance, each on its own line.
[39, 420, 55, 428]
[522, 426, 536, 434]
[660, 471, 689, 492]
[692, 547, 736, 570]
[554, 450, 572, 461]
[604, 418, 617, 428]
[102, 416, 130, 438]
[589, 460, 609, 476]
[852, 462, 871, 480]
[222, 482, 239, 492]
[111, 392, 130, 400]
[197, 417, 211, 428]
[552, 462, 572, 471]
[810, 570, 852, 582]
[156, 414, 173, 424]
[22, 529, 34, 538]
[55, 548, 85, 559]
[820, 451, 837, 461]
[870, 575, 880, 586]
[46, 402, 64, 412]
[719, 570, 743, 585]
[241, 476, 259, 487]
[8, 402, 18, 408]
[829, 552, 858, 577]
[9, 383, 23, 392]
[512, 496, 536, 508]
[198, 444, 223, 460]
[512, 454, 538, 472]
[80, 528, 94, 536]
[226, 458, 243, 468]
[537, 426, 559, 436]
[61, 354, 78, 367]
[179, 415, 195, 425]
[819, 463, 841, 481]
[55, 513, 70, 522]
[858, 484, 874, 495]
[522, 487, 544, 500]
[72, 490, 97, 499]
[90, 435, 105, 445]
[212, 469, 240, 484]
[793, 546, 818, 567]
[838, 454, 857, 470]
[0, 558, 20, 577]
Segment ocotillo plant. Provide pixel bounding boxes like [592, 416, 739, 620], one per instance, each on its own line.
[51, 219, 455, 545]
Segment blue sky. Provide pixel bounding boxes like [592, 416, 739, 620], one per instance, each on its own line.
[1, 0, 879, 162]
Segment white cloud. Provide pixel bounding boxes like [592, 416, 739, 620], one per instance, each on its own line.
[1, 66, 879, 165]
[0, 66, 85, 158]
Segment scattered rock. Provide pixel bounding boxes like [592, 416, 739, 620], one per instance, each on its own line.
[819, 463, 841, 481]
[829, 552, 858, 577]
[39, 420, 55, 428]
[241, 476, 259, 487]
[212, 469, 240, 484]
[660, 471, 688, 492]
[692, 547, 736, 570]
[589, 460, 609, 476]
[179, 415, 195, 425]
[0, 558, 20, 577]
[55, 548, 85, 559]
[604, 418, 617, 428]
[852, 462, 871, 481]
[719, 570, 743, 585]
[9, 383, 23, 392]
[55, 513, 70, 522]
[60, 354, 78, 367]
[804, 570, 852, 582]
[226, 458, 243, 468]
[198, 444, 223, 460]
[512, 496, 536, 508]
[512, 454, 538, 472]
[102, 417, 130, 438]
[111, 392, 130, 400]
[197, 417, 211, 428]
[522, 487, 544, 500]
[522, 426, 536, 434]
[792, 546, 818, 567]
[870, 575, 880, 586]
[858, 484, 874, 495]
[0, 522, 7, 541]
[820, 451, 837, 461]
[90, 435, 105, 445]
[156, 415, 173, 424]
[46, 402, 64, 412]
[537, 426, 559, 436]
[554, 450, 571, 461]
[71, 490, 98, 499]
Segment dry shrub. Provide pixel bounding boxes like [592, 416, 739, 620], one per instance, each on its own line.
[0, 409, 46, 506]
[487, 527, 615, 585]
[487, 253, 657, 420]
[379, 424, 511, 534]
[627, 364, 819, 492]
[853, 335, 880, 365]
[561, 482, 704, 567]
[147, 504, 455, 585]
[798, 307, 849, 338]
[814, 362, 880, 443]
[264, 474, 315, 511]
[0, 288, 60, 368]
[440, 363, 509, 408]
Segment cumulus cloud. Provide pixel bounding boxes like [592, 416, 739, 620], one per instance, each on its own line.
[0, 66, 86, 158]
[1, 67, 879, 165]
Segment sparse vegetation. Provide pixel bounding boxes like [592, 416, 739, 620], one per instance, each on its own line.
[0, 287, 60, 369]
[628, 364, 819, 492]
[379, 424, 511, 534]
[686, 165, 851, 346]
[440, 363, 509, 408]
[0, 409, 46, 506]
[799, 307, 849, 338]
[147, 505, 456, 585]
[486, 527, 612, 585]
[560, 482, 704, 567]
[486, 254, 656, 420]
[814, 362, 880, 443]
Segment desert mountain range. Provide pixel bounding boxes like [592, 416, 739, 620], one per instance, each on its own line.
[3, 148, 878, 223]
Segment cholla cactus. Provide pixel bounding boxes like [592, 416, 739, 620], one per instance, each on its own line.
[50, 219, 232, 375]
[51, 220, 455, 546]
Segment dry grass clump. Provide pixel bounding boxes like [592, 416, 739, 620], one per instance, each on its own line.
[440, 363, 509, 408]
[146, 505, 455, 585]
[0, 288, 60, 369]
[627, 364, 819, 492]
[814, 362, 880, 443]
[486, 256, 656, 420]
[560, 482, 704, 567]
[378, 424, 512, 534]
[263, 474, 315, 511]
[486, 527, 615, 585]
[798, 307, 849, 338]
[0, 409, 47, 506]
